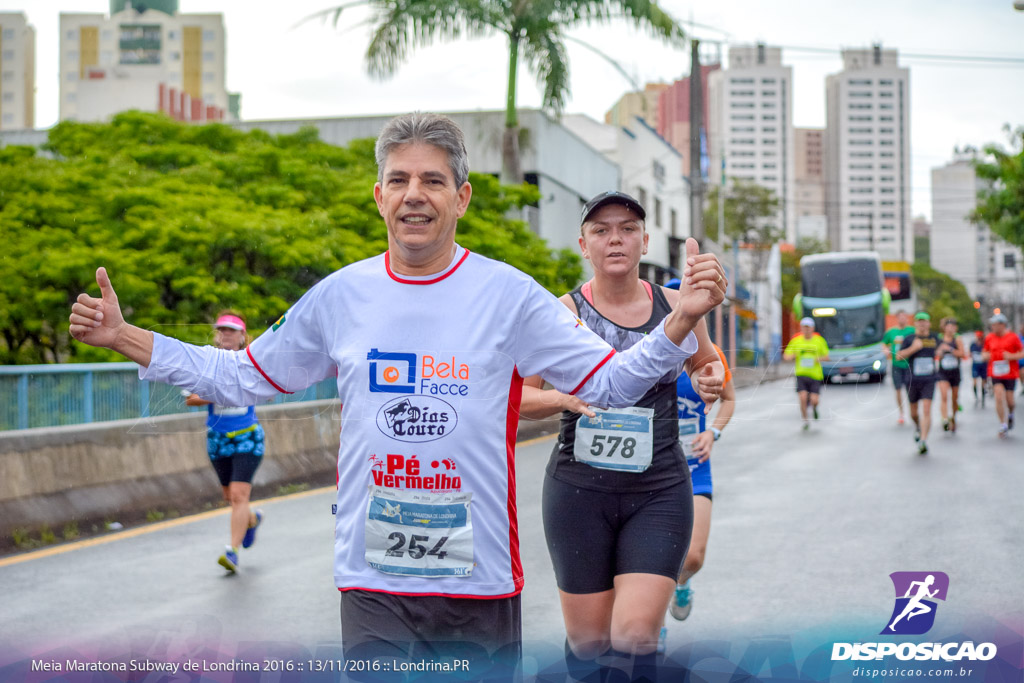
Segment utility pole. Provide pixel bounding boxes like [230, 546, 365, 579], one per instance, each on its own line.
[689, 39, 705, 246]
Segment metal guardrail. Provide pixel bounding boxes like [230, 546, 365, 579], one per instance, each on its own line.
[0, 362, 338, 432]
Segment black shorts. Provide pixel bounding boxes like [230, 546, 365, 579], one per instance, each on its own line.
[971, 363, 988, 379]
[796, 376, 822, 394]
[992, 378, 1018, 392]
[907, 379, 936, 404]
[938, 369, 961, 387]
[891, 365, 912, 389]
[210, 453, 263, 487]
[339, 589, 521, 677]
[542, 475, 693, 594]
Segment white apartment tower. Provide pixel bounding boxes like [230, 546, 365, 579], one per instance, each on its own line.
[708, 44, 795, 243]
[931, 156, 1023, 314]
[825, 45, 911, 260]
[59, 1, 235, 123]
[0, 12, 35, 130]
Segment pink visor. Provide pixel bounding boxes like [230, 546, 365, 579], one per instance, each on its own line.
[214, 314, 246, 332]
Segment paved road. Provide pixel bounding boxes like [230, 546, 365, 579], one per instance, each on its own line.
[1, 376, 1021, 672]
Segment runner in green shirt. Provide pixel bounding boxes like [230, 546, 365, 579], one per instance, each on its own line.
[882, 310, 916, 426]
[783, 317, 831, 430]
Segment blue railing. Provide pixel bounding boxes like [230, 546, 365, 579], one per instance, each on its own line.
[0, 362, 339, 432]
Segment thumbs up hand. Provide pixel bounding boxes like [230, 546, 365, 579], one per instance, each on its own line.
[675, 237, 727, 320]
[69, 267, 128, 350]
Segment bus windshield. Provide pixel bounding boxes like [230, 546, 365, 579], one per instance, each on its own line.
[802, 260, 882, 298]
[816, 303, 885, 348]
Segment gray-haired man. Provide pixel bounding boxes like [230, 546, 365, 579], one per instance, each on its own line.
[70, 112, 728, 670]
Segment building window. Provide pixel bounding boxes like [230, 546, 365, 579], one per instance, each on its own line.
[731, 114, 755, 120]
[102, 29, 113, 40]
[849, 164, 872, 170]
[849, 91, 872, 97]
[101, 50, 114, 64]
[1, 92, 13, 102]
[730, 78, 754, 85]
[762, 138, 776, 145]
[880, 151, 894, 157]
[880, 176, 895, 182]
[762, 78, 776, 84]
[879, 91, 893, 98]
[850, 188, 873, 194]
[2, 70, 13, 80]
[203, 71, 215, 82]
[636, 187, 647, 207]
[881, 200, 895, 206]
[763, 163, 777, 169]
[730, 150, 755, 157]
[66, 72, 78, 81]
[880, 188, 895, 194]
[849, 103, 872, 110]
[881, 212, 895, 218]
[731, 138, 755, 145]
[879, 140, 894, 146]
[849, 140, 873, 146]
[67, 50, 79, 61]
[2, 28, 15, 40]
[879, 79, 893, 86]
[670, 209, 677, 237]
[763, 114, 777, 121]
[762, 101, 776, 108]
[849, 79, 872, 85]
[203, 30, 216, 41]
[762, 176, 777, 182]
[654, 197, 662, 228]
[731, 126, 755, 132]
[879, 115, 893, 122]
[849, 115, 872, 122]
[203, 50, 215, 61]
[66, 29, 76, 40]
[879, 127, 894, 134]
[731, 90, 755, 97]
[2, 50, 13, 61]
[167, 30, 177, 40]
[763, 127, 777, 133]
[762, 90, 776, 97]
[763, 150, 777, 157]
[169, 51, 180, 61]
[849, 127, 873, 134]
[850, 151, 873, 158]
[851, 176, 874, 182]
[880, 163, 893, 170]
[66, 93, 77, 102]
[731, 102, 755, 109]
[879, 103, 894, 110]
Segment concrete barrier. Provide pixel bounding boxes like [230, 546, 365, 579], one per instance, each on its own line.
[0, 400, 341, 542]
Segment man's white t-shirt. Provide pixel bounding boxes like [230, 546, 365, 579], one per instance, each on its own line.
[141, 246, 697, 598]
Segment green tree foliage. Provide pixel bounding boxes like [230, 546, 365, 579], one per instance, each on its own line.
[0, 112, 581, 364]
[972, 125, 1024, 249]
[703, 179, 782, 246]
[780, 237, 830, 313]
[314, 0, 685, 181]
[911, 261, 981, 330]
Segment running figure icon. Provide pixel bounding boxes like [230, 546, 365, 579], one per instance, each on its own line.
[887, 575, 938, 632]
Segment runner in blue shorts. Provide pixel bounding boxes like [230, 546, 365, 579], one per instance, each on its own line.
[969, 330, 988, 407]
[184, 312, 264, 572]
[661, 297, 736, 622]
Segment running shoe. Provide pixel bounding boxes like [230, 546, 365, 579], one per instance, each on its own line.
[802, 421, 810, 431]
[670, 582, 693, 621]
[898, 415, 905, 425]
[218, 546, 239, 573]
[242, 510, 263, 549]
[813, 406, 819, 420]
[913, 429, 921, 443]
[950, 417, 956, 434]
[656, 626, 668, 654]
[1009, 413, 1015, 430]
[918, 441, 928, 455]
[999, 425, 1009, 439]
[942, 419, 950, 432]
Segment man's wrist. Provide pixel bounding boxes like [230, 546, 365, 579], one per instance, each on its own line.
[711, 427, 722, 441]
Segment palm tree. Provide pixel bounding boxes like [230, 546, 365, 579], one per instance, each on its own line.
[307, 1, 686, 182]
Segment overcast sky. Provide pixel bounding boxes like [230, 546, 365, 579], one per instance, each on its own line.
[4, 0, 1024, 221]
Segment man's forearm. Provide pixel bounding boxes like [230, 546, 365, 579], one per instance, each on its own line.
[112, 325, 154, 367]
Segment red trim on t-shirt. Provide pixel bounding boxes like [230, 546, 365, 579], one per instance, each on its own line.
[246, 346, 293, 394]
[337, 585, 524, 599]
[569, 349, 617, 396]
[385, 249, 470, 285]
[504, 367, 525, 590]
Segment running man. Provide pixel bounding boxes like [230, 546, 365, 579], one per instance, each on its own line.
[887, 575, 939, 632]
[183, 312, 264, 573]
[668, 333, 735, 622]
[882, 311, 916, 425]
[896, 312, 940, 455]
[783, 317, 830, 430]
[982, 313, 1023, 438]
[969, 330, 988, 407]
[69, 112, 727, 669]
[936, 317, 966, 434]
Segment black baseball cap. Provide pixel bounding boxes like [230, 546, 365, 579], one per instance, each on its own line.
[581, 190, 646, 223]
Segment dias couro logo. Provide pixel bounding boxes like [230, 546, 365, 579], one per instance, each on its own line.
[377, 396, 458, 442]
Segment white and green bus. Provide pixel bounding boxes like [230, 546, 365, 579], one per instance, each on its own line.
[793, 251, 890, 383]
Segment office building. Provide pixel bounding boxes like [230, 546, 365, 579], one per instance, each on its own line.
[0, 12, 35, 130]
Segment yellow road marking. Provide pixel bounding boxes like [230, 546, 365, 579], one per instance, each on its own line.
[0, 485, 333, 568]
[0, 434, 559, 568]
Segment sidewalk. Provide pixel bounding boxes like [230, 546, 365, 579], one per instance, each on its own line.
[516, 362, 790, 442]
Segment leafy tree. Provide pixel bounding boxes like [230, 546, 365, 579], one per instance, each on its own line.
[703, 180, 782, 245]
[313, 0, 686, 182]
[780, 237, 830, 314]
[0, 112, 581, 364]
[911, 261, 981, 330]
[972, 125, 1024, 249]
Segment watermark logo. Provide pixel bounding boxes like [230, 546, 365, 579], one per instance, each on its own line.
[881, 571, 949, 635]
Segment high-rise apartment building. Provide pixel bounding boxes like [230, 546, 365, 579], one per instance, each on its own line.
[794, 127, 826, 244]
[0, 12, 35, 130]
[605, 82, 668, 130]
[59, 1, 236, 123]
[931, 157, 1022, 315]
[825, 45, 911, 260]
[708, 44, 795, 243]
[656, 64, 720, 175]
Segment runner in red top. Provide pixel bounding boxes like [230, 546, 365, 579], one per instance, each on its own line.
[982, 313, 1023, 438]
